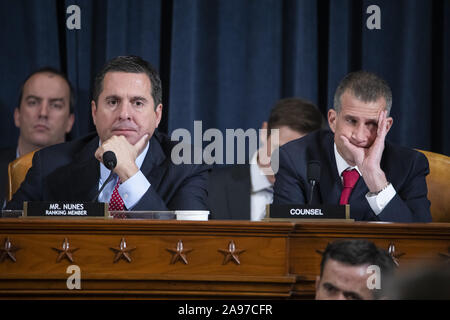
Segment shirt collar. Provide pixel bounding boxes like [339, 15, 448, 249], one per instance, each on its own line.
[250, 151, 272, 193]
[99, 141, 150, 184]
[334, 143, 362, 177]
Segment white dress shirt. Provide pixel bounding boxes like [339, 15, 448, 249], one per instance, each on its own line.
[249, 152, 273, 221]
[334, 144, 396, 215]
[98, 142, 150, 210]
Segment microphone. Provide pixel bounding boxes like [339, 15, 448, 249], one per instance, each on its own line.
[103, 151, 117, 170]
[91, 151, 117, 202]
[307, 160, 320, 205]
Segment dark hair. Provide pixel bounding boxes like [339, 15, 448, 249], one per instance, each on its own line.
[333, 71, 392, 115]
[267, 98, 323, 136]
[92, 55, 162, 109]
[320, 239, 396, 299]
[18, 67, 75, 113]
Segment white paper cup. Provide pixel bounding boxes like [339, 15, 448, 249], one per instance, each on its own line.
[175, 210, 210, 221]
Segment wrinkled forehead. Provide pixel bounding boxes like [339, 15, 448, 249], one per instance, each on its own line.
[339, 91, 386, 119]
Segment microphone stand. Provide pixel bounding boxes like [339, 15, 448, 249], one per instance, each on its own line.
[92, 171, 115, 202]
[92, 151, 117, 202]
[308, 180, 316, 205]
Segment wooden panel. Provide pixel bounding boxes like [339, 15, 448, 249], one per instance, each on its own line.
[0, 219, 295, 298]
[0, 219, 449, 299]
[289, 222, 450, 297]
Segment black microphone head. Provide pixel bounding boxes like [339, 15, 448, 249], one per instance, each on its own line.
[307, 160, 321, 183]
[103, 151, 117, 170]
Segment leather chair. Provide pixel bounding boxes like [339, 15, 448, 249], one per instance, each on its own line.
[7, 150, 37, 201]
[417, 149, 450, 222]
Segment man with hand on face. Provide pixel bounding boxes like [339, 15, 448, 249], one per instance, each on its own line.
[273, 71, 431, 222]
[6, 56, 209, 211]
[0, 67, 75, 206]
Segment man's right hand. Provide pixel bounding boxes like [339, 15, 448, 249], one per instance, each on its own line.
[95, 134, 149, 182]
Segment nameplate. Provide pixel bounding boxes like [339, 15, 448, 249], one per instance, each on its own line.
[23, 202, 108, 218]
[266, 204, 350, 220]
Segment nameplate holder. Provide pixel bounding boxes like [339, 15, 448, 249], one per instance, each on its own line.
[265, 204, 351, 221]
[23, 201, 108, 218]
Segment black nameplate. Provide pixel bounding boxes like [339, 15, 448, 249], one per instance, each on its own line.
[267, 204, 350, 220]
[23, 202, 108, 218]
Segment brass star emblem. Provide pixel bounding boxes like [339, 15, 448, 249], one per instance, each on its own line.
[110, 238, 136, 263]
[218, 240, 245, 265]
[388, 243, 405, 267]
[166, 240, 192, 264]
[0, 237, 20, 263]
[52, 238, 79, 263]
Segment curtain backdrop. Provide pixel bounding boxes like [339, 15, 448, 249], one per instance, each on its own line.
[0, 0, 448, 156]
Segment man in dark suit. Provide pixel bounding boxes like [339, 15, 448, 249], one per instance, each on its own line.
[1, 67, 75, 207]
[273, 71, 431, 222]
[209, 98, 324, 220]
[7, 56, 209, 211]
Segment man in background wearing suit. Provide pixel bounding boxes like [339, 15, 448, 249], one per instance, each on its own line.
[273, 71, 431, 222]
[7, 55, 209, 211]
[0, 67, 75, 206]
[209, 98, 324, 220]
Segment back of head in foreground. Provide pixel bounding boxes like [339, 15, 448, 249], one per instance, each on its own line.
[316, 239, 396, 300]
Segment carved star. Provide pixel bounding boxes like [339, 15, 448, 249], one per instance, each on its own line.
[0, 237, 20, 263]
[166, 240, 192, 264]
[52, 238, 79, 263]
[110, 238, 136, 263]
[218, 241, 245, 265]
[388, 243, 405, 267]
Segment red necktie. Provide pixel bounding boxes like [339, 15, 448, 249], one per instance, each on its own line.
[109, 179, 124, 211]
[339, 169, 360, 205]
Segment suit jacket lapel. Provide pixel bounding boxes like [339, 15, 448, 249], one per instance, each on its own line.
[319, 133, 342, 205]
[348, 173, 372, 220]
[140, 133, 168, 191]
[45, 136, 100, 201]
[69, 137, 100, 201]
[350, 176, 369, 202]
[226, 165, 251, 220]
